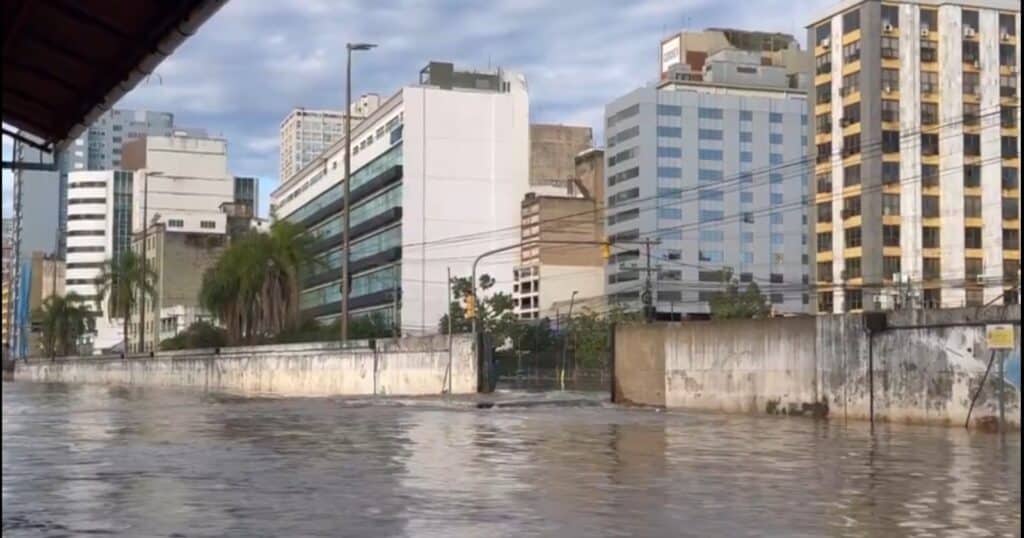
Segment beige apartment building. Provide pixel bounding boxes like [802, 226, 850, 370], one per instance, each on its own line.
[807, 0, 1020, 312]
[278, 95, 381, 184]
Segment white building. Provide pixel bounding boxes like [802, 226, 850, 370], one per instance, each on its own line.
[270, 61, 530, 334]
[279, 96, 381, 184]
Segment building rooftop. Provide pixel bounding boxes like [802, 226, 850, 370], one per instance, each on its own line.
[806, 0, 1019, 28]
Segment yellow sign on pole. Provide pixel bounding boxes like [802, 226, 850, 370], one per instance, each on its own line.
[986, 324, 1016, 350]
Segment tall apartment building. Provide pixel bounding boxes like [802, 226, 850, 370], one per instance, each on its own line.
[514, 149, 606, 320]
[270, 61, 529, 334]
[807, 0, 1020, 312]
[279, 96, 381, 184]
[604, 49, 811, 317]
[1, 218, 12, 352]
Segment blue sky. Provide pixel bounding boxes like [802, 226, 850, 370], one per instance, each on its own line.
[2, 0, 826, 218]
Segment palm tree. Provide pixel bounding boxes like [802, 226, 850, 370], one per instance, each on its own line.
[34, 292, 96, 358]
[200, 221, 319, 344]
[94, 251, 158, 353]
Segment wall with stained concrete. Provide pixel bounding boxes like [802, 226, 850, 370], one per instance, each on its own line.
[14, 335, 476, 397]
[615, 307, 1020, 428]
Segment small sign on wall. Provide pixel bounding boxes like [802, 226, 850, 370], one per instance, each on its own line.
[986, 324, 1016, 350]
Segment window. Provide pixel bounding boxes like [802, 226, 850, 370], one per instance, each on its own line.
[963, 72, 979, 96]
[883, 194, 900, 216]
[923, 227, 940, 248]
[698, 108, 723, 119]
[921, 40, 937, 63]
[657, 146, 682, 158]
[818, 261, 833, 282]
[608, 187, 640, 207]
[844, 164, 861, 187]
[965, 227, 982, 249]
[878, 101, 899, 125]
[740, 131, 753, 142]
[1001, 75, 1018, 97]
[699, 149, 723, 161]
[818, 291, 834, 312]
[699, 169, 723, 182]
[817, 172, 833, 193]
[883, 256, 901, 279]
[883, 224, 900, 246]
[699, 128, 723, 140]
[843, 195, 861, 218]
[1005, 229, 1021, 250]
[921, 103, 938, 126]
[843, 134, 860, 156]
[1005, 197, 1020, 220]
[657, 126, 682, 138]
[769, 133, 784, 145]
[816, 113, 832, 134]
[882, 162, 900, 185]
[882, 130, 900, 153]
[700, 230, 724, 242]
[816, 53, 832, 75]
[845, 227, 862, 248]
[843, 41, 861, 64]
[881, 37, 899, 59]
[699, 189, 724, 201]
[1001, 44, 1018, 67]
[771, 213, 784, 224]
[657, 188, 682, 200]
[922, 165, 939, 187]
[964, 165, 981, 188]
[658, 207, 682, 220]
[880, 67, 899, 92]
[843, 9, 860, 33]
[817, 202, 832, 223]
[1003, 167, 1020, 190]
[922, 195, 940, 218]
[841, 73, 859, 96]
[608, 166, 639, 186]
[1003, 106, 1018, 128]
[1002, 13, 1019, 37]
[608, 208, 640, 225]
[770, 153, 783, 165]
[741, 191, 754, 203]
[700, 210, 724, 222]
[963, 40, 980, 64]
[964, 134, 981, 157]
[769, 112, 783, 124]
[921, 133, 939, 156]
[1003, 136, 1019, 158]
[657, 104, 682, 116]
[920, 71, 938, 94]
[167, 219, 184, 228]
[966, 257, 984, 280]
[770, 192, 784, 205]
[845, 257, 862, 280]
[817, 82, 832, 104]
[658, 166, 682, 178]
[922, 288, 941, 308]
[964, 195, 982, 217]
[964, 103, 981, 127]
[200, 220, 216, 229]
[842, 103, 860, 126]
[609, 147, 637, 165]
[607, 104, 639, 127]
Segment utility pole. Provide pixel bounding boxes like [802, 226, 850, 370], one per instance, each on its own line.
[139, 170, 149, 353]
[638, 238, 658, 322]
[341, 42, 377, 343]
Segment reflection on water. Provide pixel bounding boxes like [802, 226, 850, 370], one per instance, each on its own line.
[3, 383, 1020, 537]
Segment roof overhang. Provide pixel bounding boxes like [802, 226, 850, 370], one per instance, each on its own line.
[2, 0, 227, 153]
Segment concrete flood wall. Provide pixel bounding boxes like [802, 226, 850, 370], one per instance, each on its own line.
[615, 307, 1021, 428]
[13, 335, 477, 397]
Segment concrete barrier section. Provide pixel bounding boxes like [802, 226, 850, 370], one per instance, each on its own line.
[13, 335, 477, 397]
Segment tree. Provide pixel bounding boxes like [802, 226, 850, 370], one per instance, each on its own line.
[94, 250, 157, 352]
[159, 320, 227, 350]
[709, 280, 771, 319]
[34, 292, 95, 358]
[438, 274, 516, 341]
[200, 221, 320, 344]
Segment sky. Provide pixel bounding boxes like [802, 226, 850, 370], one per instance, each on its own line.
[2, 0, 826, 218]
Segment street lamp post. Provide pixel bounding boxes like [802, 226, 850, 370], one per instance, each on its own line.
[341, 42, 377, 343]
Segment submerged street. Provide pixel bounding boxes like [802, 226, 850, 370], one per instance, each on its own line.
[3, 383, 1020, 537]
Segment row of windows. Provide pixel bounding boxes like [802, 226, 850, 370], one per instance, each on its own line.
[284, 145, 403, 225]
[306, 185, 403, 243]
[300, 264, 400, 311]
[314, 226, 402, 273]
[818, 194, 1018, 222]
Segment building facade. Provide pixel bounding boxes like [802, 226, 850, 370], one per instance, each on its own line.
[2, 217, 13, 352]
[660, 28, 811, 86]
[807, 0, 1020, 312]
[529, 124, 595, 192]
[604, 50, 811, 317]
[278, 96, 381, 184]
[270, 61, 530, 334]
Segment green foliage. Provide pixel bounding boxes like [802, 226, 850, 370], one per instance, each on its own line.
[94, 250, 158, 352]
[274, 313, 394, 344]
[159, 320, 228, 351]
[569, 306, 639, 369]
[200, 221, 319, 344]
[709, 280, 771, 320]
[33, 292, 96, 358]
[438, 274, 516, 341]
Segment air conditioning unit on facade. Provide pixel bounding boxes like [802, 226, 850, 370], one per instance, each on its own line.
[1002, 32, 1012, 41]
[884, 85, 893, 93]
[883, 23, 895, 33]
[964, 27, 976, 38]
[821, 37, 831, 49]
[921, 28, 930, 37]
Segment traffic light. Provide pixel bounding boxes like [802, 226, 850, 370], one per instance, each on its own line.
[465, 294, 477, 318]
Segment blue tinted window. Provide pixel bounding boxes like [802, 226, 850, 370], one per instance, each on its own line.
[698, 169, 723, 182]
[699, 189, 723, 201]
[801, 136, 808, 147]
[770, 173, 784, 184]
[657, 126, 682, 138]
[699, 108, 723, 119]
[742, 231, 754, 243]
[771, 233, 785, 244]
[801, 114, 808, 125]
[658, 207, 682, 219]
[699, 149, 723, 161]
[740, 173, 753, 184]
[700, 210, 724, 222]
[770, 112, 784, 123]
[700, 250, 724, 262]
[699, 129, 723, 140]
[771, 213, 784, 224]
[658, 187, 682, 199]
[770, 133, 784, 145]
[740, 110, 753, 121]
[740, 151, 753, 162]
[741, 192, 754, 203]
[700, 230, 724, 242]
[770, 153, 784, 165]
[658, 166, 682, 178]
[771, 193, 784, 205]
[658, 229, 683, 240]
[657, 104, 682, 116]
[742, 252, 754, 263]
[657, 146, 682, 158]
[740, 132, 753, 142]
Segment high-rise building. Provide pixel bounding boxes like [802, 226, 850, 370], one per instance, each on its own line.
[604, 48, 811, 317]
[279, 97, 381, 184]
[807, 0, 1020, 312]
[1, 217, 13, 352]
[270, 61, 530, 334]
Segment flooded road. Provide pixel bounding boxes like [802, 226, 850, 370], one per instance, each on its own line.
[3, 382, 1021, 537]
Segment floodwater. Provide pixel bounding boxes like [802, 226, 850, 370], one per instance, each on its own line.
[2, 383, 1021, 537]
